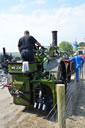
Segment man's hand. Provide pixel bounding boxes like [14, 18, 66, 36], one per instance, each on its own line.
[36, 42, 42, 47]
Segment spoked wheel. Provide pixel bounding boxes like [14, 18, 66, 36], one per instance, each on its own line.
[67, 64, 71, 82]
[57, 61, 66, 83]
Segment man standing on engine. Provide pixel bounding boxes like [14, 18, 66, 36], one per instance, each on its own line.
[18, 30, 42, 62]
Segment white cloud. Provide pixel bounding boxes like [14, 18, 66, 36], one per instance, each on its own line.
[0, 4, 85, 52]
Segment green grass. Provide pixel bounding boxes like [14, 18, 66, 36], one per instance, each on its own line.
[0, 52, 20, 57]
[9, 52, 20, 57]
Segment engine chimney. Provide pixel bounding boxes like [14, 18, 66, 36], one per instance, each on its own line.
[52, 31, 58, 47]
[3, 47, 6, 57]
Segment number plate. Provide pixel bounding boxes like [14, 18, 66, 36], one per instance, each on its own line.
[11, 66, 22, 70]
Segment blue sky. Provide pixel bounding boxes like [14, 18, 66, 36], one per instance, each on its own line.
[0, 0, 85, 9]
[0, 0, 85, 14]
[0, 0, 85, 51]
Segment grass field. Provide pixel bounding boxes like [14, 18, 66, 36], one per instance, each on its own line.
[0, 52, 20, 57]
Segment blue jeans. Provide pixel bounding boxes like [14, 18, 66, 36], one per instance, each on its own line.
[21, 49, 34, 62]
[75, 65, 81, 81]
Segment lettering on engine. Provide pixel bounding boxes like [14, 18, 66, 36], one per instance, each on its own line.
[11, 66, 22, 70]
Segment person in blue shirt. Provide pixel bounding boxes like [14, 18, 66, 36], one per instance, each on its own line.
[69, 53, 84, 81]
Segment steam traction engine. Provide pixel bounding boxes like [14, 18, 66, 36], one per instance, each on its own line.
[8, 31, 73, 111]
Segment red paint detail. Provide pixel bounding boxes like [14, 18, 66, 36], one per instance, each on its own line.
[4, 83, 12, 87]
[80, 55, 85, 59]
[64, 60, 70, 64]
[64, 59, 71, 72]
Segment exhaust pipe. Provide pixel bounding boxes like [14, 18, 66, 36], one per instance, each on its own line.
[3, 47, 6, 57]
[52, 31, 58, 47]
[34, 90, 42, 109]
[34, 90, 46, 111]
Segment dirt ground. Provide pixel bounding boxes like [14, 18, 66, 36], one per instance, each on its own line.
[0, 87, 57, 128]
[0, 88, 25, 128]
[0, 77, 85, 128]
[66, 80, 85, 128]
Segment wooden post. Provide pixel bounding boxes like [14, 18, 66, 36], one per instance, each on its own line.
[56, 84, 66, 128]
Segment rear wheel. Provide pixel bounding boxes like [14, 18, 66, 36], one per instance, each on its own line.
[57, 61, 66, 83]
[67, 64, 71, 82]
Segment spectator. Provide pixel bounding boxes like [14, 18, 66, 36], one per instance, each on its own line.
[69, 53, 84, 81]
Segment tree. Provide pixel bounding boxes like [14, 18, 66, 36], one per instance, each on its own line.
[59, 41, 73, 54]
[79, 42, 85, 46]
